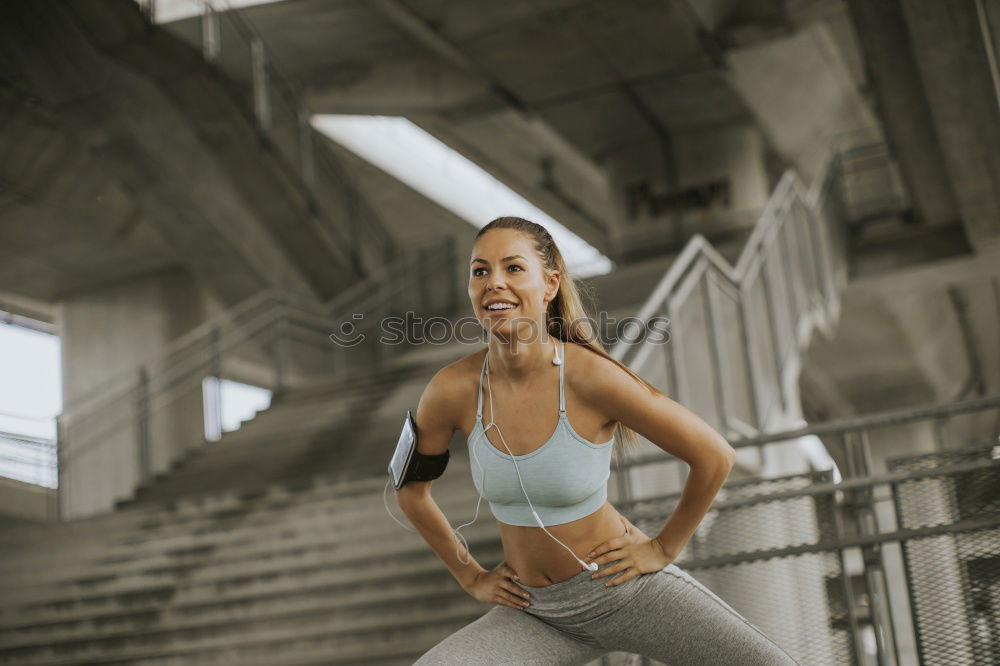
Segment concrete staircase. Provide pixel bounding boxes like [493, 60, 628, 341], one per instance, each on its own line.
[0, 472, 499, 665]
[0, 238, 754, 665]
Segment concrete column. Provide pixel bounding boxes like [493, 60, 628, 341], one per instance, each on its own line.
[898, 0, 1000, 253]
[844, 0, 961, 228]
[56, 268, 210, 518]
[724, 22, 881, 184]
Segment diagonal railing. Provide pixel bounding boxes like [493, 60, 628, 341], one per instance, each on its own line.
[610, 150, 849, 446]
[613, 394, 999, 666]
[56, 233, 458, 519]
[603, 145, 998, 665]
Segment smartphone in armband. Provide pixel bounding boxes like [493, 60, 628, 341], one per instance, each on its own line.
[388, 410, 449, 491]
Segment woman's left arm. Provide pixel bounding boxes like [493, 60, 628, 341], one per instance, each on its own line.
[581, 351, 737, 585]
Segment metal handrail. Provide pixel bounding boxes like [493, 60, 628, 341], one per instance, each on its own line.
[605, 150, 849, 509]
[730, 393, 1000, 448]
[56, 230, 459, 517]
[621, 393, 1000, 470]
[61, 288, 279, 416]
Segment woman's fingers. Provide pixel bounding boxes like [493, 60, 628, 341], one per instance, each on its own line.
[495, 590, 530, 609]
[591, 547, 623, 565]
[588, 536, 624, 560]
[592, 556, 629, 579]
[501, 581, 530, 601]
[604, 568, 637, 587]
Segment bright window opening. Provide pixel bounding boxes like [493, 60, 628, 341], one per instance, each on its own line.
[0, 318, 60, 488]
[203, 377, 272, 441]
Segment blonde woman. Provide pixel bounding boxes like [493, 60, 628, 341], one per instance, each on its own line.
[397, 216, 798, 665]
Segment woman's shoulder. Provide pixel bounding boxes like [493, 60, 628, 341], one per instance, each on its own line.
[566, 339, 610, 371]
[425, 347, 485, 399]
[417, 347, 484, 433]
[564, 341, 627, 394]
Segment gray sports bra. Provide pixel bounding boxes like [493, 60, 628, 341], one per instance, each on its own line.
[466, 340, 614, 526]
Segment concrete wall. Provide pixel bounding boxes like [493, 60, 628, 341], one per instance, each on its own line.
[0, 476, 58, 522]
[56, 267, 212, 518]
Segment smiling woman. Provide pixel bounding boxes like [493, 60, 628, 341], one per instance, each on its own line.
[395, 216, 800, 665]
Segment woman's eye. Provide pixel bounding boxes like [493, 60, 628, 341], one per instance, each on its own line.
[472, 265, 521, 277]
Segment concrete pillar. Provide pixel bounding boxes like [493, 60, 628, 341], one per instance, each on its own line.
[724, 22, 881, 184]
[56, 268, 211, 518]
[844, 0, 961, 228]
[898, 0, 1000, 253]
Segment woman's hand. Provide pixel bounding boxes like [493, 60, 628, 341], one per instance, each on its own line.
[586, 515, 676, 587]
[465, 560, 531, 610]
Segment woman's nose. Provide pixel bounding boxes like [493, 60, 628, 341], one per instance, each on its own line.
[486, 273, 507, 291]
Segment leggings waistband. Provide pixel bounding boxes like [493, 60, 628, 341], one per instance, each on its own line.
[514, 560, 655, 623]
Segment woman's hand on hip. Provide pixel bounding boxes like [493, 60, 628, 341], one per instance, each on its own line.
[465, 559, 531, 610]
[586, 516, 675, 586]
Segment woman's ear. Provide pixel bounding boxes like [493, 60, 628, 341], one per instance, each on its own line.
[544, 269, 561, 303]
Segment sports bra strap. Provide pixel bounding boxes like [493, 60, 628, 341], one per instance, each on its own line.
[476, 352, 488, 419]
[559, 340, 566, 413]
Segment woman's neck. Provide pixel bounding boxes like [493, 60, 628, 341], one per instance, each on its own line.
[486, 337, 560, 381]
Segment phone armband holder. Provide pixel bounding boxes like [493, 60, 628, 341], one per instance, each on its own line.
[388, 410, 450, 491]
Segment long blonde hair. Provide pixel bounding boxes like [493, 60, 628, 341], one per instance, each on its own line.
[474, 216, 658, 467]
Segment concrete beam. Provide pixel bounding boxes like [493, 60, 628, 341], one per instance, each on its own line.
[898, 0, 1000, 254]
[844, 0, 961, 229]
[722, 21, 881, 185]
[0, 0, 361, 308]
[359, 0, 620, 250]
[304, 56, 493, 115]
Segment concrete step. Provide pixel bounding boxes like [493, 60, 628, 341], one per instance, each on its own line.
[0, 597, 483, 666]
[0, 474, 485, 591]
[0, 529, 503, 637]
[0, 498, 493, 607]
[0, 545, 505, 649]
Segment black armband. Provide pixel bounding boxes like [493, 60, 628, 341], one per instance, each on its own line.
[388, 409, 450, 490]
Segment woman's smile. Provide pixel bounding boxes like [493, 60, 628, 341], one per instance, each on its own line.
[485, 303, 519, 316]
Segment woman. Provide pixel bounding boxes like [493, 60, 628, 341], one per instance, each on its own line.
[397, 216, 799, 665]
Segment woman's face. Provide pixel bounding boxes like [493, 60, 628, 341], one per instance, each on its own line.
[469, 229, 560, 341]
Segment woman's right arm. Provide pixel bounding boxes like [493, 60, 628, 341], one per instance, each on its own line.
[395, 366, 487, 592]
[396, 366, 531, 611]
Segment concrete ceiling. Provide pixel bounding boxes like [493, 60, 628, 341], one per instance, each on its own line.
[0, 92, 179, 303]
[161, 0, 869, 256]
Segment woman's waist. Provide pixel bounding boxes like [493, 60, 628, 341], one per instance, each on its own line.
[498, 502, 626, 586]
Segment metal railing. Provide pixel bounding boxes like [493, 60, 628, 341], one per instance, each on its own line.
[609, 149, 849, 447]
[611, 395, 1000, 665]
[57, 233, 458, 518]
[829, 127, 911, 225]
[603, 141, 995, 663]
[0, 424, 57, 489]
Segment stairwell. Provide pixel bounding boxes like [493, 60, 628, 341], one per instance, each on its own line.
[0, 188, 822, 665]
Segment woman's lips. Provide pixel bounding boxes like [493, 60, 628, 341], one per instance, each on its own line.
[485, 304, 518, 315]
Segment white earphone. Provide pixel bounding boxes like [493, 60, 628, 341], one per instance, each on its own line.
[383, 340, 597, 574]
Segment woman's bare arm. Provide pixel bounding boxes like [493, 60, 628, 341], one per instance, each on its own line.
[396, 365, 487, 591]
[579, 350, 737, 560]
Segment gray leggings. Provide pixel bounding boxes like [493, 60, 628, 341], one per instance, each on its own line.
[416, 561, 800, 665]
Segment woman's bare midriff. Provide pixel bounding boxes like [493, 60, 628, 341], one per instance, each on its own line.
[498, 500, 630, 586]
[458, 345, 627, 587]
